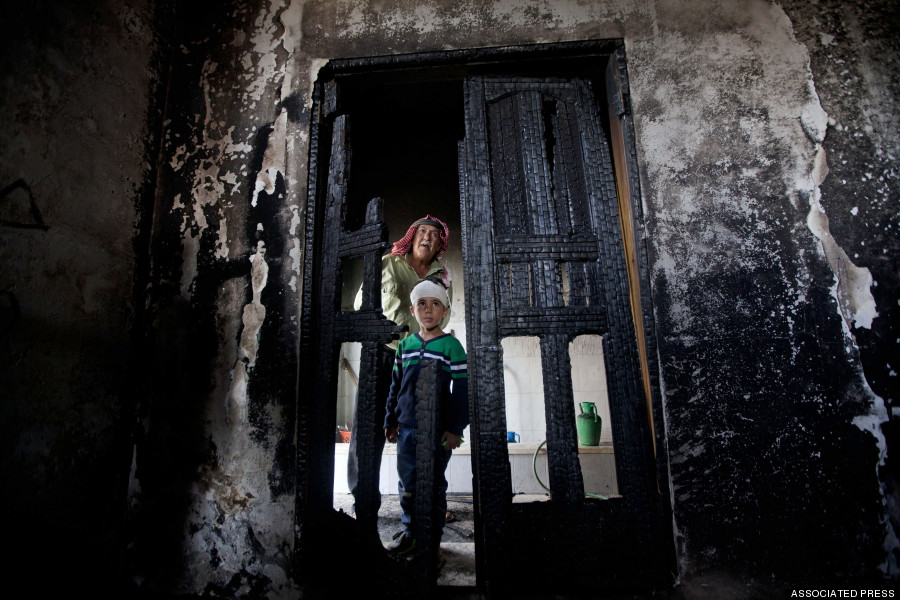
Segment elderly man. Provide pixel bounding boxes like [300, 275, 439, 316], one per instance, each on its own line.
[349, 215, 453, 522]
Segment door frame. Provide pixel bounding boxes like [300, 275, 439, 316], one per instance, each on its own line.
[295, 39, 674, 595]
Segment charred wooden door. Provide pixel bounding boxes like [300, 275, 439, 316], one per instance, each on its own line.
[459, 73, 668, 593]
[295, 91, 413, 594]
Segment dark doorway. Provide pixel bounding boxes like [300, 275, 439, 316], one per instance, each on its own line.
[333, 72, 475, 588]
[296, 41, 674, 598]
[342, 77, 464, 233]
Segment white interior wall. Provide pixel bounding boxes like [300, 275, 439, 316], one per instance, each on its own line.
[502, 335, 613, 446]
[570, 335, 614, 446]
[337, 342, 360, 431]
[501, 336, 546, 443]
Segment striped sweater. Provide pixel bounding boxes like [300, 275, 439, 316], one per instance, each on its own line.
[384, 332, 469, 436]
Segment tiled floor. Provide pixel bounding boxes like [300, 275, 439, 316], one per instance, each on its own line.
[333, 492, 477, 587]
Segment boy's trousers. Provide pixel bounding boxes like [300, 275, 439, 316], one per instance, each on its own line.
[396, 424, 451, 535]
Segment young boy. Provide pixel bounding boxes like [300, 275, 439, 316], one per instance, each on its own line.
[384, 278, 469, 556]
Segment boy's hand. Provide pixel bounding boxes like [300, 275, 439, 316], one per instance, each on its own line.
[441, 432, 462, 451]
[385, 425, 399, 443]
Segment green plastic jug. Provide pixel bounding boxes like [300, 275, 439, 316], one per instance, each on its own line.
[576, 402, 602, 446]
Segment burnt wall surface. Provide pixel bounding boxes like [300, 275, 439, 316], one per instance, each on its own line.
[127, 0, 305, 597]
[0, 0, 165, 595]
[1, 0, 898, 598]
[780, 0, 899, 409]
[627, 0, 897, 587]
[781, 0, 900, 573]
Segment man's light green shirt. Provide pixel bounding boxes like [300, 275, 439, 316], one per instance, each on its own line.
[355, 254, 452, 349]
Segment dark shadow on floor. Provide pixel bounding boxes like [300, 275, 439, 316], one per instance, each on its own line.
[333, 492, 477, 587]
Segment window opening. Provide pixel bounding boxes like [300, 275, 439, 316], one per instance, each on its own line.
[501, 334, 620, 502]
[570, 334, 619, 498]
[332, 341, 358, 510]
[341, 256, 365, 311]
[502, 336, 549, 502]
[336, 341, 360, 436]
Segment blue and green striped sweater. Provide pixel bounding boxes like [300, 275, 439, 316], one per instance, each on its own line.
[384, 332, 469, 436]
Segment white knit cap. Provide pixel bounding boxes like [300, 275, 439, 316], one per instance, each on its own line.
[410, 279, 450, 308]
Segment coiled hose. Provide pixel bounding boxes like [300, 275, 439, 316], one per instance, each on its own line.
[532, 439, 608, 500]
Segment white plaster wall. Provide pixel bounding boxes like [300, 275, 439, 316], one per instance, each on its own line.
[570, 335, 613, 446]
[502, 335, 613, 446]
[502, 336, 546, 444]
[337, 341, 360, 429]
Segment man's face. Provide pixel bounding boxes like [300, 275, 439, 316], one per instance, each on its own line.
[410, 224, 442, 263]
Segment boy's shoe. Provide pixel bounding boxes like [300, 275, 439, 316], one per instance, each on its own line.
[436, 551, 446, 572]
[387, 530, 416, 555]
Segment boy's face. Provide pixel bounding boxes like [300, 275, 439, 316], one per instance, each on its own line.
[410, 296, 447, 331]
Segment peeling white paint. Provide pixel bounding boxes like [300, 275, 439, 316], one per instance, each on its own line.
[750, 12, 881, 333]
[215, 217, 229, 260]
[290, 205, 301, 236]
[224, 239, 269, 427]
[307, 58, 330, 108]
[625, 1, 894, 576]
[175, 64, 250, 294]
[252, 109, 288, 206]
[806, 151, 878, 331]
[145, 2, 314, 594]
[279, 0, 305, 53]
[819, 32, 835, 46]
[170, 144, 188, 170]
[226, 360, 249, 425]
[240, 241, 269, 368]
[780, 13, 894, 577]
[328, 0, 641, 40]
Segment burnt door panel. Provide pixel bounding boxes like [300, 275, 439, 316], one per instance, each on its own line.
[296, 103, 414, 594]
[303, 111, 349, 524]
[460, 73, 665, 594]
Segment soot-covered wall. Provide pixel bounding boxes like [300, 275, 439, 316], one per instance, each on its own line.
[626, 0, 897, 585]
[1, 0, 897, 598]
[1, 0, 163, 594]
[127, 2, 305, 597]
